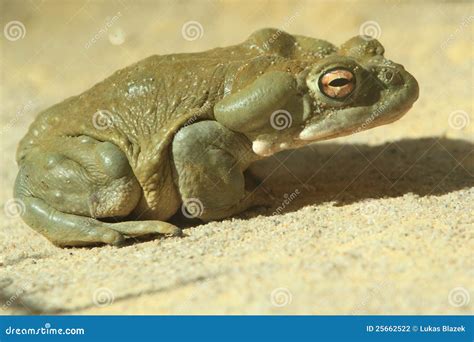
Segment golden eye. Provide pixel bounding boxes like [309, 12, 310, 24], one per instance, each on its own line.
[319, 69, 355, 99]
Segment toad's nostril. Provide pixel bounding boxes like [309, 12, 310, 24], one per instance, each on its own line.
[377, 68, 403, 86]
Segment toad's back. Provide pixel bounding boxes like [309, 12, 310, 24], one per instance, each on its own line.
[17, 44, 262, 165]
[15, 41, 270, 212]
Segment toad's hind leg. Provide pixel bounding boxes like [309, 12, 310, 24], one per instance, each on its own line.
[14, 136, 181, 247]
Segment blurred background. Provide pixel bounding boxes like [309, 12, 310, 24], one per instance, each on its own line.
[0, 0, 472, 314]
[1, 0, 472, 141]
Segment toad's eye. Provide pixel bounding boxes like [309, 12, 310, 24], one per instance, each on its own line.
[319, 69, 355, 99]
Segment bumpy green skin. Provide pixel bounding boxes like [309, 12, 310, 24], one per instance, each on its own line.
[14, 28, 419, 246]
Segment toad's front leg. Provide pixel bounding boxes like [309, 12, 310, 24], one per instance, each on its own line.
[171, 121, 272, 221]
[213, 70, 311, 157]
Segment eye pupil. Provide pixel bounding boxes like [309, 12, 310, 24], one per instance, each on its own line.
[328, 78, 351, 87]
[318, 68, 356, 99]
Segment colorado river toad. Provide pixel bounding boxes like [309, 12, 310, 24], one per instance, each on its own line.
[14, 28, 419, 246]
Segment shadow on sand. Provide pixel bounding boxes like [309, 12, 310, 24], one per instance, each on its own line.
[245, 137, 473, 213]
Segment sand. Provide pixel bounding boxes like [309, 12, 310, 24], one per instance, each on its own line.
[0, 0, 472, 314]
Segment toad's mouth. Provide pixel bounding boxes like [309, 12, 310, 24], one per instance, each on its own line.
[297, 69, 419, 142]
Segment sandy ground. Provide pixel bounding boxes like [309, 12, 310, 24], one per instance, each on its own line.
[0, 0, 473, 314]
